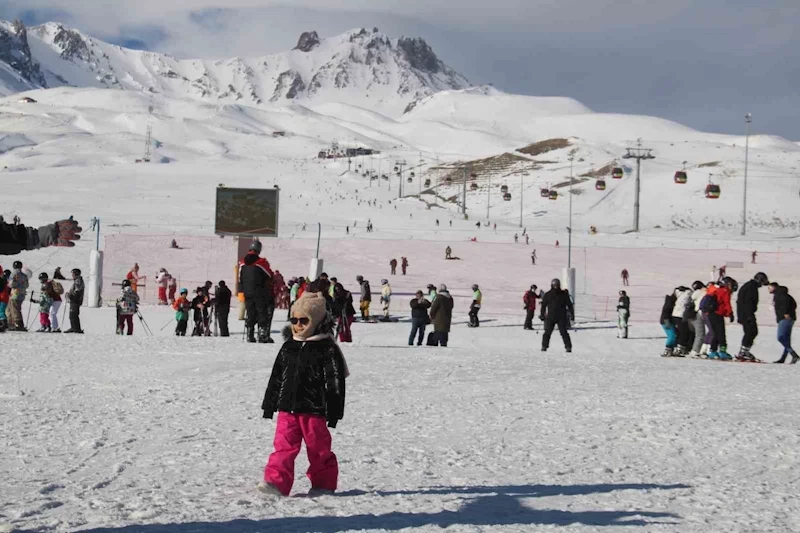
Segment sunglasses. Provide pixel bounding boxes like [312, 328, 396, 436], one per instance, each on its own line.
[290, 317, 311, 326]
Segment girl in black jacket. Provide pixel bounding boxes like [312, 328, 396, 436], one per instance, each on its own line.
[259, 292, 348, 497]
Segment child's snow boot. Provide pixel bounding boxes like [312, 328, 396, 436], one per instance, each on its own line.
[661, 347, 674, 357]
[707, 351, 720, 360]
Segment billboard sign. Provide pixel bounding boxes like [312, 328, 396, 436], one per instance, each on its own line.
[214, 187, 279, 237]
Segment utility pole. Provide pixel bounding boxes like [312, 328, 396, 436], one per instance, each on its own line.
[486, 173, 491, 222]
[742, 113, 752, 236]
[568, 151, 575, 269]
[395, 160, 407, 199]
[519, 173, 524, 228]
[461, 167, 468, 216]
[622, 139, 655, 232]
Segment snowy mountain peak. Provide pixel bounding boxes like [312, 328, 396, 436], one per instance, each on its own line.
[294, 31, 320, 52]
[0, 21, 471, 115]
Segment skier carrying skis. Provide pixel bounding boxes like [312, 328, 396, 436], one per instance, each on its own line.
[258, 292, 348, 497]
[540, 279, 574, 352]
[736, 272, 769, 362]
[617, 290, 630, 339]
[468, 284, 482, 327]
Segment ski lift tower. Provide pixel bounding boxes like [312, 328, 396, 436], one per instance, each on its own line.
[143, 101, 154, 163]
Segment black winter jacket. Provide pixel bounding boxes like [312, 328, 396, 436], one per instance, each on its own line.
[0, 220, 39, 255]
[215, 286, 232, 311]
[660, 294, 677, 323]
[773, 286, 797, 323]
[68, 276, 85, 306]
[540, 288, 574, 323]
[262, 336, 346, 427]
[617, 296, 630, 313]
[410, 297, 431, 320]
[239, 253, 273, 299]
[332, 291, 356, 318]
[736, 279, 759, 322]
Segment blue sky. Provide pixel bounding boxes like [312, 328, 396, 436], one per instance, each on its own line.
[2, 0, 799, 140]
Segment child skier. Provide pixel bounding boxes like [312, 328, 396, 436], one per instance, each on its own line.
[172, 288, 191, 336]
[116, 280, 139, 335]
[258, 292, 348, 497]
[31, 274, 53, 332]
[191, 287, 210, 336]
[660, 291, 678, 356]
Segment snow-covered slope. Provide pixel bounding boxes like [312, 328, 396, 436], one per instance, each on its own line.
[0, 22, 469, 115]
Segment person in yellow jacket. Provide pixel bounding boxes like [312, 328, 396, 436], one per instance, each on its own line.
[468, 284, 482, 327]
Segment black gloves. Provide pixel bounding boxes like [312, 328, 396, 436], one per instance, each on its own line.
[327, 419, 338, 428]
[729, 314, 734, 323]
[37, 217, 82, 249]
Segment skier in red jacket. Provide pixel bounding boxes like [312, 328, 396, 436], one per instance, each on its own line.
[523, 285, 539, 330]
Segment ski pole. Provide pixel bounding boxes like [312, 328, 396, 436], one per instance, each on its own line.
[160, 317, 175, 332]
[26, 291, 35, 328]
[60, 301, 67, 329]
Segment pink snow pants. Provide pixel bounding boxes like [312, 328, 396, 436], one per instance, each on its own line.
[264, 412, 338, 496]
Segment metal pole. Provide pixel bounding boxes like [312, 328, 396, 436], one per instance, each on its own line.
[486, 174, 490, 222]
[315, 223, 321, 258]
[634, 158, 641, 232]
[568, 157, 573, 269]
[519, 173, 523, 228]
[461, 168, 467, 215]
[742, 113, 751, 236]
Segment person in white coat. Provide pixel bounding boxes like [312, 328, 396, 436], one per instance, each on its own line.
[379, 279, 392, 322]
[156, 268, 170, 305]
[689, 281, 708, 357]
[671, 286, 694, 356]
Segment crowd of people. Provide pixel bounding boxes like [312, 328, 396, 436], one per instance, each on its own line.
[654, 272, 797, 364]
[0, 261, 85, 333]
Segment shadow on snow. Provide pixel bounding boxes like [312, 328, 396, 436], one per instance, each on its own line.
[78, 482, 687, 532]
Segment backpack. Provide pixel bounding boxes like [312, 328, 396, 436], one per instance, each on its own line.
[699, 294, 718, 313]
[51, 281, 64, 295]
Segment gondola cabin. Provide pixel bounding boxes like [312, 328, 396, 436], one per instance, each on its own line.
[540, 188, 550, 198]
[674, 171, 688, 184]
[549, 190, 558, 200]
[407, 177, 413, 183]
[596, 180, 606, 191]
[445, 177, 453, 184]
[410, 172, 416, 178]
[612, 167, 624, 179]
[470, 182, 479, 191]
[424, 178, 431, 187]
[705, 184, 721, 199]
[503, 192, 512, 201]
[500, 184, 509, 193]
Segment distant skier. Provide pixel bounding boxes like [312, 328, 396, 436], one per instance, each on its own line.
[555, 240, 559, 248]
[116, 280, 139, 335]
[445, 246, 452, 259]
[617, 290, 630, 339]
[540, 279, 574, 352]
[514, 233, 518, 243]
[531, 250, 537, 265]
[168, 274, 178, 304]
[356, 275, 371, 320]
[523, 285, 539, 330]
[172, 289, 191, 336]
[751, 251, 757, 264]
[216, 280, 232, 337]
[718, 265, 726, 281]
[688, 281, 707, 357]
[401, 257, 409, 275]
[389, 258, 398, 275]
[525, 234, 529, 245]
[65, 268, 85, 334]
[468, 284, 482, 327]
[379, 279, 392, 321]
[156, 268, 170, 305]
[409, 290, 432, 346]
[126, 263, 145, 294]
[53, 267, 66, 280]
[769, 283, 798, 364]
[736, 272, 769, 362]
[621, 269, 630, 287]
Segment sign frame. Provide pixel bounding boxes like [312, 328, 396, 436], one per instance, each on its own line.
[214, 186, 280, 238]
